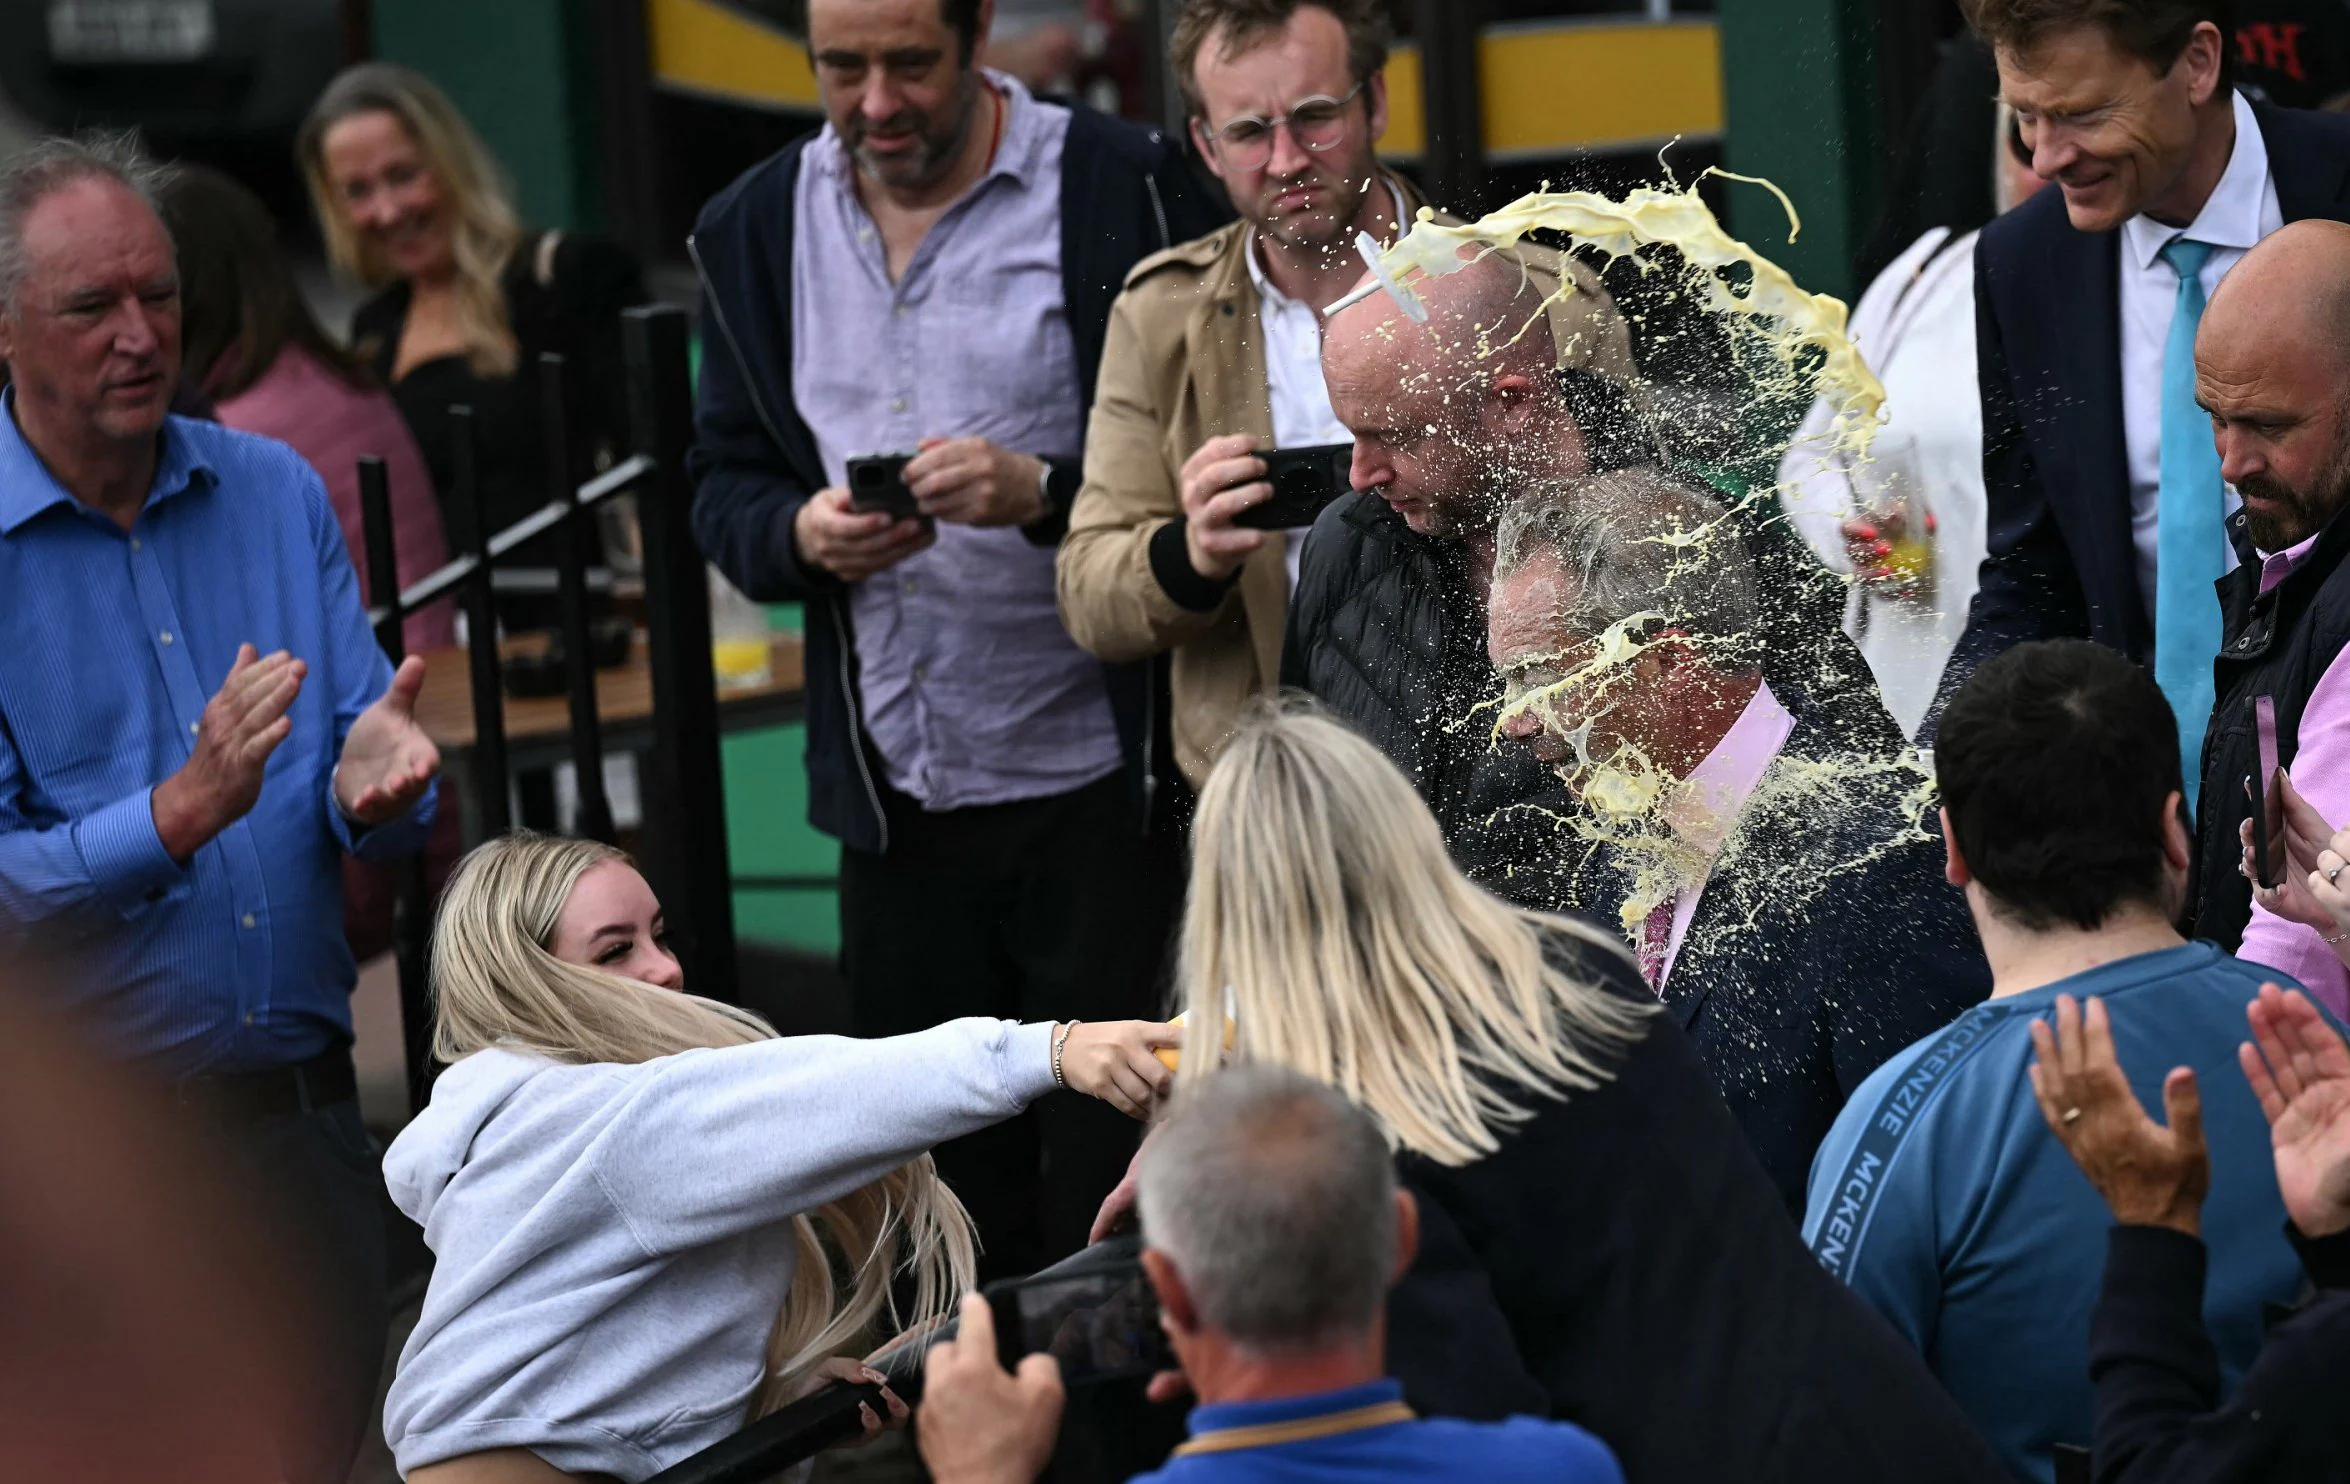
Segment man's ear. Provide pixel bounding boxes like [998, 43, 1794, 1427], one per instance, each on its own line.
[1489, 370, 1538, 428]
[1189, 115, 1227, 184]
[2179, 20, 2226, 107]
[1390, 1189, 1420, 1283]
[1941, 806, 1971, 889]
[1142, 1247, 1199, 1337]
[1365, 69, 1390, 146]
[2159, 789, 2193, 871]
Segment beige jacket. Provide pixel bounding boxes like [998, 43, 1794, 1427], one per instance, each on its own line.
[1057, 181, 1635, 790]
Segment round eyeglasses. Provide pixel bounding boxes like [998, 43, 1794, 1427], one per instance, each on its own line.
[1205, 82, 1365, 172]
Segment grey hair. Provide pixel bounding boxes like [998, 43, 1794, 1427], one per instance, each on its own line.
[1493, 466, 1760, 647]
[0, 132, 174, 312]
[1137, 1067, 1398, 1352]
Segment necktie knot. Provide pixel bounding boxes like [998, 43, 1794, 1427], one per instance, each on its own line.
[2160, 235, 2215, 282]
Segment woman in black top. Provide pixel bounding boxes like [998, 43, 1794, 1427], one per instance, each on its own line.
[298, 63, 647, 618]
[1168, 704, 2009, 1484]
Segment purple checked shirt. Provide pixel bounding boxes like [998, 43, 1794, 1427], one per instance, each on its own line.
[791, 74, 1120, 811]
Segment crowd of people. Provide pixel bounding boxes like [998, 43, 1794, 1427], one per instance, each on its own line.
[8, 0, 2350, 1482]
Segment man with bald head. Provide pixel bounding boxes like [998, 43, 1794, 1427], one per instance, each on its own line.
[1279, 244, 1645, 907]
[2190, 219, 2350, 1015]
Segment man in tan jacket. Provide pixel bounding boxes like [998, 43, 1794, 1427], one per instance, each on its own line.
[1056, 0, 1417, 791]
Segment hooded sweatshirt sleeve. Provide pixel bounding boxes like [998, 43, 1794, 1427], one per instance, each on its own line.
[588, 1018, 1058, 1255]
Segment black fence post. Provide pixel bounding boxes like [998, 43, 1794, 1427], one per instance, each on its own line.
[452, 406, 512, 837]
[357, 455, 436, 1116]
[624, 305, 738, 1004]
[1416, 0, 1488, 216]
[539, 352, 616, 844]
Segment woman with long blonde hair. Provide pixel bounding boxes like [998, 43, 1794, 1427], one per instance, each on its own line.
[384, 832, 1174, 1484]
[299, 64, 646, 627]
[1161, 705, 2010, 1484]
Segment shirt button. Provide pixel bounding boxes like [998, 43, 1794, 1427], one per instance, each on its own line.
[158, 630, 173, 645]
[241, 913, 256, 929]
[243, 1012, 255, 1026]
[189, 720, 200, 734]
[894, 303, 909, 317]
[913, 664, 928, 682]
[129, 537, 141, 552]
[890, 398, 908, 413]
[902, 578, 917, 594]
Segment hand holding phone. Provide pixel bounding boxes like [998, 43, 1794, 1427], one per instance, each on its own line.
[1233, 444, 1353, 532]
[984, 1236, 1174, 1388]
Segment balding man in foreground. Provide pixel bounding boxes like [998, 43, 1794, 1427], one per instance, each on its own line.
[1280, 245, 1642, 908]
[2187, 220, 2350, 1016]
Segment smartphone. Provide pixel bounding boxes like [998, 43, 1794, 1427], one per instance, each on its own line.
[845, 452, 926, 523]
[2250, 694, 2282, 890]
[985, 1244, 1171, 1387]
[1233, 443, 1354, 531]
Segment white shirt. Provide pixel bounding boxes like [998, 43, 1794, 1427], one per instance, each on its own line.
[2118, 90, 2281, 619]
[1247, 182, 1407, 593]
[1778, 226, 1986, 739]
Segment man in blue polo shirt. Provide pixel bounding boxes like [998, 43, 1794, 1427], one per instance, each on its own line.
[1801, 640, 2311, 1483]
[917, 1067, 1621, 1483]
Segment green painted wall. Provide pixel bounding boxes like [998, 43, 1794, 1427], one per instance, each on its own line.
[1718, 0, 1879, 305]
[372, 0, 605, 232]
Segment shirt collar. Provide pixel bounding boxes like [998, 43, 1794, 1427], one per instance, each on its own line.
[2258, 524, 2326, 595]
[813, 69, 1045, 193]
[1246, 177, 1411, 312]
[1186, 1379, 1406, 1442]
[1662, 679, 1797, 863]
[2123, 90, 2270, 271]
[0, 386, 216, 536]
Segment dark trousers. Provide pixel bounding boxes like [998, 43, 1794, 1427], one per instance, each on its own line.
[194, 1091, 389, 1484]
[840, 770, 1183, 1281]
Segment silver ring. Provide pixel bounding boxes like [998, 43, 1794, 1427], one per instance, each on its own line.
[2330, 863, 2345, 886]
[2061, 1107, 2083, 1125]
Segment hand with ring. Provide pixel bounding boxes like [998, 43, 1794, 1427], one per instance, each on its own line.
[2028, 993, 2210, 1236]
[2240, 770, 2350, 957]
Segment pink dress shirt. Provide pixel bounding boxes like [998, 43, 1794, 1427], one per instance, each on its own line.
[1654, 681, 1799, 987]
[2234, 533, 2350, 1018]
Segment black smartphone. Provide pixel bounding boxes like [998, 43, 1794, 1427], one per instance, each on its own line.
[2250, 693, 2282, 890]
[845, 452, 926, 523]
[1233, 442, 1354, 531]
[984, 1249, 1171, 1387]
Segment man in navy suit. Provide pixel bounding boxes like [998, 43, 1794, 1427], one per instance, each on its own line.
[1935, 0, 2350, 791]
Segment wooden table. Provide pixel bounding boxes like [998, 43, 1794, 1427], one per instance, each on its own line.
[412, 631, 807, 833]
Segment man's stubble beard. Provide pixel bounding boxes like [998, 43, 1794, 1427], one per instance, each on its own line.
[2240, 431, 2350, 553]
[1253, 163, 1375, 258]
[852, 69, 982, 192]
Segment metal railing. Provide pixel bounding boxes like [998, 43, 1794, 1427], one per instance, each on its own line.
[357, 304, 736, 1111]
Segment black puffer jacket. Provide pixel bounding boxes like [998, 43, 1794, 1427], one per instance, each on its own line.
[1279, 492, 1598, 912]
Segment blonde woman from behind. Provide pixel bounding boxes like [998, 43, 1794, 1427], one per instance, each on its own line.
[387, 832, 1176, 1484]
[1164, 703, 2013, 1484]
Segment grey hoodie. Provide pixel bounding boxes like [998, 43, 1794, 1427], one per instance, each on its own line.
[381, 1018, 1057, 1480]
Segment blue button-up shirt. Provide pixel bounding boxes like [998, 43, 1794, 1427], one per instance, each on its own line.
[790, 72, 1121, 811]
[0, 395, 435, 1075]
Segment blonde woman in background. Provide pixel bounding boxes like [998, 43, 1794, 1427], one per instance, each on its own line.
[1156, 704, 2012, 1484]
[385, 832, 1176, 1484]
[299, 64, 647, 630]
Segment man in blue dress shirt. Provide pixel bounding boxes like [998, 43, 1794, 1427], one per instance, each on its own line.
[916, 1068, 1623, 1484]
[0, 136, 439, 1481]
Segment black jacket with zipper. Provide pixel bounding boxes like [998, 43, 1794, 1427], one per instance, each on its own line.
[688, 104, 1228, 853]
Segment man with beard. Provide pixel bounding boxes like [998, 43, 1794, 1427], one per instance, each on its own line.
[2189, 220, 2350, 1011]
[688, 0, 1224, 1278]
[1486, 468, 1988, 1210]
[1279, 245, 1640, 908]
[1059, 0, 1423, 794]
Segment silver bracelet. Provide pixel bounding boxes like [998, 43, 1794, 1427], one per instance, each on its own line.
[2326, 929, 2350, 946]
[1052, 1020, 1080, 1089]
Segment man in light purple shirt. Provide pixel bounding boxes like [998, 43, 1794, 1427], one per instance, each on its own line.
[2189, 220, 2350, 1016]
[687, 0, 1227, 1277]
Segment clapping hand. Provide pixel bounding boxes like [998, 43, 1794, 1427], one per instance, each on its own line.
[334, 655, 441, 826]
[2029, 993, 2210, 1236]
[2240, 983, 2350, 1239]
[151, 644, 307, 862]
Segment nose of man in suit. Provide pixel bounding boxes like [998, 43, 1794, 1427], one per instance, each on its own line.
[2195, 219, 2350, 554]
[1989, 14, 2234, 234]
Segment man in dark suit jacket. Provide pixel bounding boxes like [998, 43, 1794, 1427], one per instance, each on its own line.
[1936, 0, 2350, 767]
[1489, 469, 1989, 1210]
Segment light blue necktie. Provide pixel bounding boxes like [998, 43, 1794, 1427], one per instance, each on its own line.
[2154, 236, 2226, 812]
